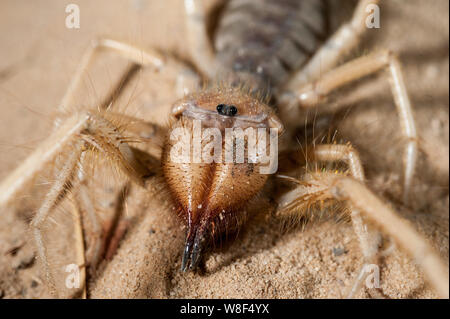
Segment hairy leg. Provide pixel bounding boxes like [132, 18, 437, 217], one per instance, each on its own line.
[31, 143, 82, 296]
[58, 38, 201, 114]
[0, 110, 160, 296]
[280, 50, 417, 202]
[277, 144, 448, 298]
[278, 144, 381, 297]
[334, 177, 449, 298]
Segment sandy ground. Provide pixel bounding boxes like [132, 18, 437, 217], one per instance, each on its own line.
[0, 0, 448, 299]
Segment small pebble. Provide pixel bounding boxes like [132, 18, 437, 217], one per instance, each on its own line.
[332, 247, 346, 257]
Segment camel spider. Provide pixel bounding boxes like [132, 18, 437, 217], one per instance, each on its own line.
[0, 0, 448, 298]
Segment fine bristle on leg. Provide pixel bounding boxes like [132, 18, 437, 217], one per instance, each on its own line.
[280, 50, 418, 203]
[0, 109, 162, 296]
[277, 144, 449, 298]
[278, 144, 382, 298]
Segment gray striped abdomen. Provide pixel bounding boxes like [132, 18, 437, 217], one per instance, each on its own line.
[214, 0, 328, 93]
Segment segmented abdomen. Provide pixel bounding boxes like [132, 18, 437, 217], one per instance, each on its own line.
[215, 0, 328, 93]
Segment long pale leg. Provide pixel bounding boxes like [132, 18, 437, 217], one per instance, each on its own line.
[183, 0, 219, 78]
[308, 145, 378, 262]
[281, 50, 417, 202]
[286, 0, 379, 89]
[1, 37, 175, 207]
[0, 110, 164, 207]
[334, 177, 449, 299]
[311, 145, 382, 298]
[0, 112, 156, 208]
[314, 144, 380, 297]
[31, 144, 82, 296]
[71, 176, 130, 281]
[75, 180, 132, 272]
[75, 176, 104, 270]
[59, 38, 201, 114]
[0, 115, 89, 207]
[278, 144, 380, 297]
[277, 145, 449, 298]
[21, 112, 159, 293]
[69, 192, 87, 299]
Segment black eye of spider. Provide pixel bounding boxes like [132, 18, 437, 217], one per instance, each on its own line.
[216, 104, 225, 114]
[217, 104, 238, 117]
[228, 105, 238, 116]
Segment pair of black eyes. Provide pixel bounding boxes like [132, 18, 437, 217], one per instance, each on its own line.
[216, 104, 238, 116]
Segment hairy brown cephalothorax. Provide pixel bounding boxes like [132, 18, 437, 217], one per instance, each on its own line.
[0, 0, 448, 299]
[162, 87, 282, 270]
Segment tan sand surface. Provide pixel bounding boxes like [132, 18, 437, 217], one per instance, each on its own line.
[0, 0, 448, 298]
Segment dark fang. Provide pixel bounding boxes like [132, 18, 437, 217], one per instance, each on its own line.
[181, 225, 207, 272]
[189, 235, 204, 270]
[217, 104, 238, 117]
[181, 240, 193, 272]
